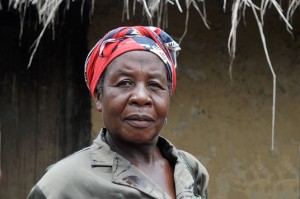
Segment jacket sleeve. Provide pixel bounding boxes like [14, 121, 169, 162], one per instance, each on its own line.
[27, 185, 47, 199]
[179, 150, 209, 199]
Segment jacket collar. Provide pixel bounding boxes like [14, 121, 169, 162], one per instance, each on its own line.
[90, 128, 198, 199]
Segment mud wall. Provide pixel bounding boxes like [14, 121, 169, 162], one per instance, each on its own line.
[88, 1, 299, 198]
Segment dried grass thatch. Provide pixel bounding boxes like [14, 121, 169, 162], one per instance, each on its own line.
[5, 0, 300, 152]
[6, 0, 95, 66]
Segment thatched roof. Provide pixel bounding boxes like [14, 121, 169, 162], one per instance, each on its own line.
[4, 0, 300, 151]
[5, 0, 299, 67]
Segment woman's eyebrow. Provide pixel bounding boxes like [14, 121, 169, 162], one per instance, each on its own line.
[148, 72, 166, 80]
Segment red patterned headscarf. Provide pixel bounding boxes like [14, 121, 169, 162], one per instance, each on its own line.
[84, 26, 180, 96]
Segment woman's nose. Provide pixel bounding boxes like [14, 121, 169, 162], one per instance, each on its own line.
[128, 83, 152, 106]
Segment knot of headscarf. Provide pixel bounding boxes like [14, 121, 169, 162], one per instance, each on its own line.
[84, 26, 180, 96]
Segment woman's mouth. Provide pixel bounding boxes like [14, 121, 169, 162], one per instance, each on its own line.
[125, 114, 154, 128]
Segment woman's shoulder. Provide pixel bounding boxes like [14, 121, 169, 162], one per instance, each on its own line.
[177, 150, 209, 198]
[177, 150, 209, 180]
[37, 147, 92, 183]
[178, 150, 207, 170]
[27, 147, 92, 199]
[48, 147, 91, 172]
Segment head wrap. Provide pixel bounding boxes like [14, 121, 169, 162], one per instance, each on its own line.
[84, 26, 180, 96]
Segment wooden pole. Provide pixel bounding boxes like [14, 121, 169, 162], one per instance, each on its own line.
[0, 122, 2, 182]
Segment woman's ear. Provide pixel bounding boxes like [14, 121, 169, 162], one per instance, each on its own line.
[93, 91, 103, 112]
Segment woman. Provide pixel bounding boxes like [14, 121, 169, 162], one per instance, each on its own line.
[27, 26, 209, 199]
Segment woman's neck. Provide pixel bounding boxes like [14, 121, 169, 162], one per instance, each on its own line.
[104, 131, 161, 166]
[104, 130, 176, 199]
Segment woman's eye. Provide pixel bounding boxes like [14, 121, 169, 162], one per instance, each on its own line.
[148, 81, 163, 89]
[116, 80, 132, 87]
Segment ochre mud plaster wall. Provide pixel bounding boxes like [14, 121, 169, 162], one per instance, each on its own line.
[88, 2, 299, 199]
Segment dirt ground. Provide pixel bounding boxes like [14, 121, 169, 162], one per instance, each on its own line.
[88, 2, 300, 198]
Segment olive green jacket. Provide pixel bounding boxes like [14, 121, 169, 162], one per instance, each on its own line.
[27, 129, 209, 199]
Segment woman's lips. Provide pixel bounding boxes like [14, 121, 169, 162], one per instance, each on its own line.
[125, 114, 154, 128]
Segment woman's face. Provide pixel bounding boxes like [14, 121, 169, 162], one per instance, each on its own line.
[96, 50, 170, 145]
